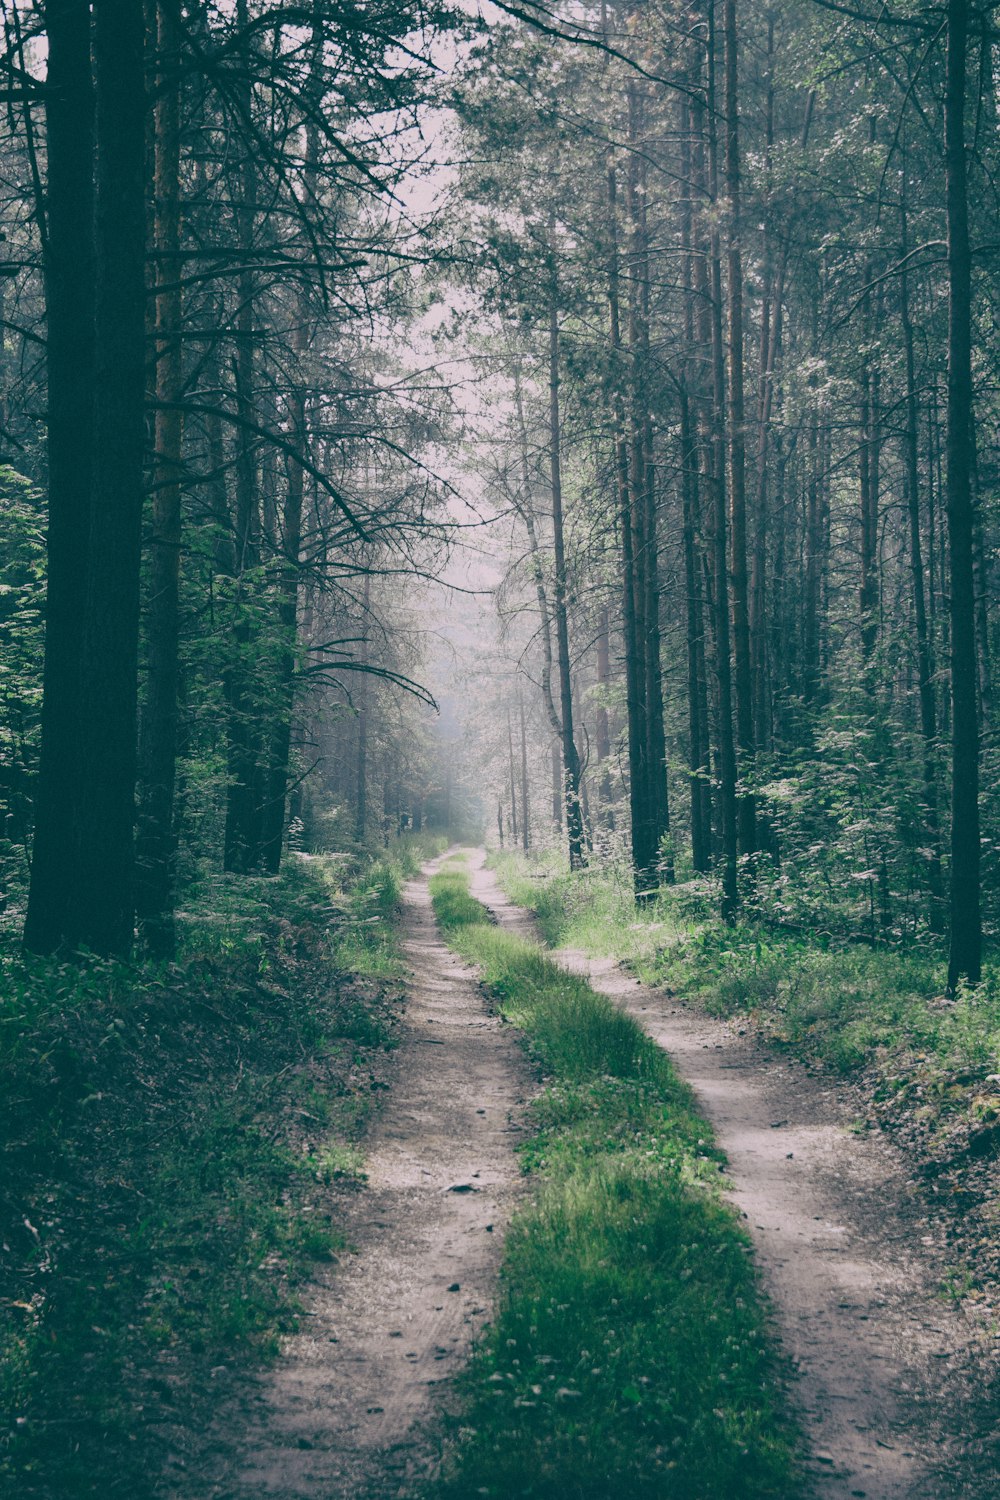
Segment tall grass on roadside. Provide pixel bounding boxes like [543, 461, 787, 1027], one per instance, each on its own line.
[488, 848, 1000, 1085]
[428, 866, 801, 1500]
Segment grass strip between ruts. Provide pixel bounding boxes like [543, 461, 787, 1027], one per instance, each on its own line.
[428, 861, 802, 1500]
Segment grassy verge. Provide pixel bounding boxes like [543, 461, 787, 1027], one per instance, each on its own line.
[489, 848, 1000, 1299]
[428, 861, 801, 1499]
[0, 834, 443, 1498]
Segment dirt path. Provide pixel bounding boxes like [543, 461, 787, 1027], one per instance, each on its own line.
[469, 852, 999, 1500]
[180, 855, 529, 1499]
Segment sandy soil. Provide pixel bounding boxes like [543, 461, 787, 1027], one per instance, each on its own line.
[175, 855, 530, 1499]
[469, 851, 1000, 1500]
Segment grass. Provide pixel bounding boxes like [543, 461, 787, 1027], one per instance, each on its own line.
[427, 864, 802, 1500]
[488, 850, 1000, 1314]
[488, 848, 1000, 1085]
[0, 838, 433, 1498]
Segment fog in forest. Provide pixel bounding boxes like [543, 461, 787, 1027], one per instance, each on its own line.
[2, 0, 1000, 1495]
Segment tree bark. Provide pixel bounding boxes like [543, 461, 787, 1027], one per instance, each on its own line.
[900, 167, 945, 932]
[223, 0, 264, 872]
[24, 0, 95, 953]
[547, 278, 585, 869]
[519, 687, 530, 850]
[944, 0, 982, 988]
[723, 0, 756, 857]
[702, 7, 739, 919]
[137, 0, 184, 953]
[72, 0, 147, 954]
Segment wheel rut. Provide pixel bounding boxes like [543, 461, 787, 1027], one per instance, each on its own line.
[470, 850, 999, 1500]
[181, 854, 529, 1499]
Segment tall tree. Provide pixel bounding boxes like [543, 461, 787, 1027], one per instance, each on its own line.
[944, 0, 981, 987]
[23, 0, 95, 954]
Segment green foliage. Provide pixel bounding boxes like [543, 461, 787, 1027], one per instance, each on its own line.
[428, 869, 802, 1499]
[0, 467, 45, 901]
[490, 850, 1000, 1171]
[0, 852, 405, 1497]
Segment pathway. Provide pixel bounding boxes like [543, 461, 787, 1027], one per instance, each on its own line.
[469, 850, 999, 1500]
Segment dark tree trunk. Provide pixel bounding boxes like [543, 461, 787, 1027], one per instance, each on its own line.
[355, 572, 371, 842]
[223, 0, 264, 873]
[519, 688, 530, 850]
[547, 283, 585, 870]
[679, 84, 712, 874]
[607, 156, 650, 893]
[551, 740, 562, 830]
[701, 8, 739, 919]
[507, 708, 519, 844]
[595, 606, 614, 825]
[944, 0, 982, 988]
[723, 0, 755, 858]
[24, 0, 95, 954]
[137, 0, 184, 954]
[900, 168, 945, 932]
[72, 0, 147, 954]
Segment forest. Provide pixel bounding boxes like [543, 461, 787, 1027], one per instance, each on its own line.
[1, 0, 998, 1495]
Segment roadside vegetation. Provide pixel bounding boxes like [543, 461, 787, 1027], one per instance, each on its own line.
[0, 832, 445, 1499]
[489, 848, 1000, 1294]
[428, 859, 802, 1499]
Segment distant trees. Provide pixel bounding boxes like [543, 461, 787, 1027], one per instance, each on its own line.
[451, 0, 997, 975]
[6, 0, 454, 955]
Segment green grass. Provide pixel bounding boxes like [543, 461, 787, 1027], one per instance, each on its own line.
[489, 849, 1000, 1073]
[427, 867, 801, 1500]
[0, 846, 413, 1498]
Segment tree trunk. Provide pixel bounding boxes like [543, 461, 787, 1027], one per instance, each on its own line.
[608, 154, 652, 893]
[944, 0, 982, 988]
[547, 280, 585, 869]
[519, 687, 530, 851]
[507, 707, 519, 844]
[223, 0, 264, 873]
[723, 0, 755, 857]
[900, 166, 945, 932]
[72, 0, 147, 954]
[595, 606, 614, 826]
[24, 0, 95, 954]
[137, 0, 184, 953]
[679, 83, 712, 874]
[702, 7, 739, 919]
[260, 32, 321, 875]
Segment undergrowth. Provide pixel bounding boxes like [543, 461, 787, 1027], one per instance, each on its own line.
[489, 849, 1000, 1086]
[0, 832, 444, 1498]
[428, 862, 801, 1499]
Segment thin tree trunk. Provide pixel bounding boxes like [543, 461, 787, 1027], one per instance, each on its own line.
[137, 0, 184, 953]
[608, 155, 650, 892]
[900, 166, 945, 932]
[260, 27, 321, 874]
[355, 571, 371, 842]
[24, 0, 95, 953]
[723, 0, 755, 857]
[547, 279, 585, 869]
[703, 6, 739, 919]
[944, 0, 981, 987]
[519, 687, 530, 850]
[595, 606, 614, 825]
[680, 83, 712, 873]
[507, 707, 519, 844]
[224, 0, 263, 872]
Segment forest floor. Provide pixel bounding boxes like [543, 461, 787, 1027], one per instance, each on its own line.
[471, 851, 1000, 1500]
[176, 853, 532, 1499]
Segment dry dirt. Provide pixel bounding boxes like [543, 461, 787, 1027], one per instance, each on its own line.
[173, 853, 530, 1499]
[469, 850, 1000, 1500]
